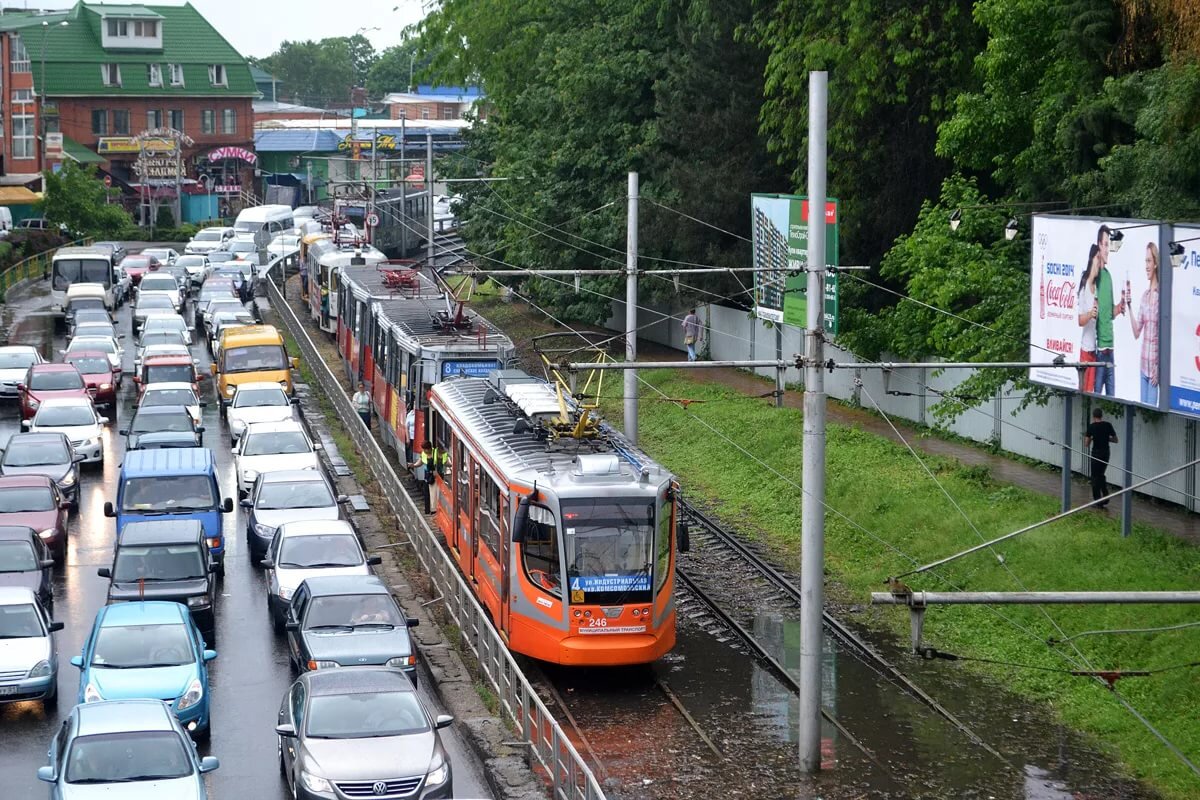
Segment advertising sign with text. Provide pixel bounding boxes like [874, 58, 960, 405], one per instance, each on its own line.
[751, 194, 839, 334]
[1028, 216, 1165, 408]
[1169, 226, 1200, 418]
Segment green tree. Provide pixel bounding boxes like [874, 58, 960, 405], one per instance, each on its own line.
[255, 38, 358, 107]
[366, 40, 430, 97]
[343, 33, 377, 87]
[38, 162, 132, 237]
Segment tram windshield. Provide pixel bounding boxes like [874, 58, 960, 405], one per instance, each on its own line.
[560, 498, 655, 598]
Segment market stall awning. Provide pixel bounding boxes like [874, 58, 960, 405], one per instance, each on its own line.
[0, 186, 40, 205]
[61, 137, 105, 164]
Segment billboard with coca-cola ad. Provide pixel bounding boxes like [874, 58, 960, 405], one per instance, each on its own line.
[1169, 226, 1200, 419]
[1028, 216, 1165, 409]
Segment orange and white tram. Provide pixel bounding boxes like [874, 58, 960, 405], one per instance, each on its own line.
[426, 370, 683, 666]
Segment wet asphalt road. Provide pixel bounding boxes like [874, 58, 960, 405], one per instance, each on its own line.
[0, 272, 492, 799]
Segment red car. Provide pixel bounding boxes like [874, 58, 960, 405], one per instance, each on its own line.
[118, 253, 162, 286]
[64, 350, 117, 411]
[18, 363, 93, 421]
[134, 353, 202, 398]
[0, 475, 69, 563]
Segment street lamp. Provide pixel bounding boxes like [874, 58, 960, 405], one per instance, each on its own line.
[38, 19, 69, 172]
[1167, 236, 1200, 268]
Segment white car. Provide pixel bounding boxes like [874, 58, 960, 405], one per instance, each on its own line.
[184, 226, 234, 255]
[134, 342, 192, 376]
[141, 247, 179, 265]
[72, 321, 119, 342]
[234, 420, 320, 494]
[268, 234, 300, 258]
[208, 311, 256, 356]
[262, 520, 379, 630]
[0, 345, 43, 398]
[0, 587, 61, 709]
[62, 336, 123, 376]
[136, 273, 182, 311]
[23, 397, 108, 463]
[174, 254, 209, 287]
[137, 381, 203, 424]
[139, 314, 193, 346]
[227, 382, 296, 442]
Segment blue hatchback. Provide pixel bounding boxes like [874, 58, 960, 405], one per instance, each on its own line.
[71, 601, 216, 740]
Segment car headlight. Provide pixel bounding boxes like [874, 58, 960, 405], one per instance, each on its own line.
[312, 660, 339, 670]
[426, 751, 449, 786]
[186, 595, 210, 609]
[278, 586, 294, 601]
[59, 471, 76, 487]
[99, 383, 112, 391]
[37, 528, 55, 540]
[83, 682, 102, 703]
[386, 655, 415, 668]
[27, 660, 51, 679]
[243, 469, 259, 483]
[253, 523, 276, 538]
[83, 436, 100, 449]
[177, 677, 203, 711]
[225, 385, 236, 396]
[300, 770, 332, 794]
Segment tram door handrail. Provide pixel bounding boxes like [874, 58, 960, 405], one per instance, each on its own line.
[265, 277, 607, 800]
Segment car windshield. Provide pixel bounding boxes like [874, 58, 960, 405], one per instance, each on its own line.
[131, 411, 192, 433]
[306, 594, 402, 629]
[143, 317, 185, 333]
[223, 345, 286, 373]
[195, 230, 222, 242]
[113, 544, 206, 582]
[243, 430, 308, 456]
[139, 333, 185, 349]
[139, 277, 176, 292]
[66, 730, 192, 784]
[145, 365, 194, 384]
[92, 622, 193, 668]
[74, 324, 116, 339]
[66, 357, 109, 375]
[176, 256, 206, 267]
[52, 259, 110, 291]
[206, 299, 243, 316]
[0, 486, 54, 512]
[143, 390, 196, 408]
[69, 307, 109, 323]
[70, 339, 115, 355]
[561, 499, 655, 592]
[121, 476, 215, 512]
[3, 438, 69, 466]
[35, 405, 94, 427]
[257, 480, 333, 510]
[277, 534, 362, 568]
[0, 539, 38, 571]
[306, 691, 428, 739]
[137, 295, 174, 310]
[29, 371, 83, 391]
[0, 603, 42, 638]
[0, 351, 37, 370]
[234, 387, 288, 408]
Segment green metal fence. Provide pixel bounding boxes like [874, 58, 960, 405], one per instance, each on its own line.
[0, 237, 95, 302]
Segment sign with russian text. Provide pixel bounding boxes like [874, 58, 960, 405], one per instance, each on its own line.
[440, 359, 500, 379]
[337, 134, 402, 152]
[751, 194, 839, 334]
[1028, 216, 1164, 408]
[207, 146, 257, 165]
[569, 574, 651, 592]
[1169, 225, 1200, 418]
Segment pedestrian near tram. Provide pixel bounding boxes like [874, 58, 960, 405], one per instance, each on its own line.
[352, 382, 371, 429]
[681, 308, 701, 362]
[410, 441, 437, 514]
[1084, 407, 1118, 507]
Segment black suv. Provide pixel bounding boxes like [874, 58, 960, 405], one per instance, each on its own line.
[98, 519, 216, 639]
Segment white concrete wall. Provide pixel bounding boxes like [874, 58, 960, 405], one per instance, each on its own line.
[605, 300, 1199, 513]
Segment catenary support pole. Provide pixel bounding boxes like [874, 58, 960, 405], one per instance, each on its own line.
[426, 133, 434, 269]
[798, 70, 827, 774]
[625, 172, 639, 444]
[1061, 393, 1073, 513]
[775, 325, 784, 408]
[1122, 409, 1134, 538]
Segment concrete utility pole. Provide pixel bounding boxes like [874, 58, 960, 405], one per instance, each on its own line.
[426, 132, 434, 269]
[798, 70, 827, 774]
[625, 171, 639, 444]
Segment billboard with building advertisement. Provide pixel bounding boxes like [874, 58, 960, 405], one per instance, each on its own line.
[1028, 216, 1165, 409]
[751, 194, 839, 334]
[1169, 226, 1200, 418]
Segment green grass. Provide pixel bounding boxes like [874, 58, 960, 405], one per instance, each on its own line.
[596, 369, 1200, 797]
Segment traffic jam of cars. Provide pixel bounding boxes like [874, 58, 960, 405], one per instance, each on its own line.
[0, 233, 454, 799]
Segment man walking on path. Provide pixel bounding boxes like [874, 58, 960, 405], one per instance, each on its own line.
[1084, 407, 1119, 507]
[681, 308, 701, 362]
[352, 382, 371, 429]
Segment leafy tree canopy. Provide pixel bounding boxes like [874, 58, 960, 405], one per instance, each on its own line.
[38, 162, 132, 238]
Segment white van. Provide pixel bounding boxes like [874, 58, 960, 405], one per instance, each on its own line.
[51, 246, 115, 312]
[232, 205, 294, 238]
[0, 207, 13, 236]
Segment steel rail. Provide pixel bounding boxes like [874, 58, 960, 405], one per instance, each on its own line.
[679, 499, 1005, 761]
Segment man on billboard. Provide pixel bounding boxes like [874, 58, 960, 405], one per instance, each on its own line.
[1093, 225, 1127, 396]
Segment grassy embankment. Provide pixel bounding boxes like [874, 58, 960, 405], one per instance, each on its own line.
[469, 280, 1200, 799]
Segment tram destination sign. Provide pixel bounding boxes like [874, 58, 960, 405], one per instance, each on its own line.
[569, 574, 651, 593]
[441, 359, 501, 379]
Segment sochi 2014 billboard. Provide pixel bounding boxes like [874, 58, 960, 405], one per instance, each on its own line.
[1169, 226, 1200, 419]
[1029, 216, 1165, 409]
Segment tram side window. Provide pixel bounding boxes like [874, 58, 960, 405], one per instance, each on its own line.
[476, 467, 500, 556]
[655, 495, 671, 593]
[431, 410, 449, 461]
[522, 504, 561, 597]
[455, 441, 470, 514]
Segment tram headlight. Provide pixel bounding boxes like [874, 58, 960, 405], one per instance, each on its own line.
[632, 609, 640, 617]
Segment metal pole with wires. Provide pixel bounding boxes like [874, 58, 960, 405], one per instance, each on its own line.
[799, 70, 827, 773]
[625, 171, 639, 444]
[426, 132, 434, 269]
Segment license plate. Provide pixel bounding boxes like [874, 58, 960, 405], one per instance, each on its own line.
[0, 685, 21, 696]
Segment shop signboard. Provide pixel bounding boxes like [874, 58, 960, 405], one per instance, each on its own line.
[751, 194, 839, 334]
[1169, 225, 1200, 418]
